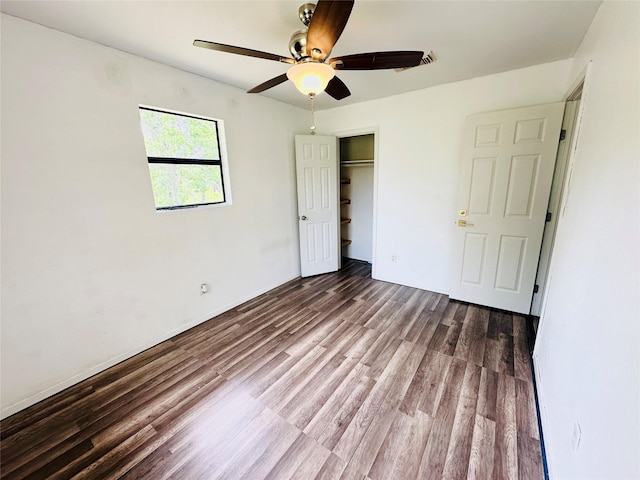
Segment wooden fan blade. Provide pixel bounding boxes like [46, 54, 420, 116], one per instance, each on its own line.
[325, 76, 351, 100]
[194, 40, 295, 64]
[306, 0, 354, 60]
[247, 73, 289, 93]
[330, 51, 424, 70]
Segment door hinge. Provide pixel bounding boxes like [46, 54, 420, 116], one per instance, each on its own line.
[559, 129, 567, 141]
[533, 284, 539, 293]
[546, 212, 552, 222]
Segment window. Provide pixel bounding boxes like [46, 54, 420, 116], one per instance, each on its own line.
[138, 106, 229, 210]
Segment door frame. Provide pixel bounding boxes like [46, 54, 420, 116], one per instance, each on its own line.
[532, 62, 592, 320]
[529, 100, 580, 315]
[332, 126, 379, 276]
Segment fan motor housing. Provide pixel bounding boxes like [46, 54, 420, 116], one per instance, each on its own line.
[289, 29, 309, 60]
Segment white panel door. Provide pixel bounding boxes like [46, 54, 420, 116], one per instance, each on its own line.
[295, 135, 339, 277]
[450, 103, 564, 314]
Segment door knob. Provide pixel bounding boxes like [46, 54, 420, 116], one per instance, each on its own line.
[300, 215, 307, 221]
[457, 219, 474, 227]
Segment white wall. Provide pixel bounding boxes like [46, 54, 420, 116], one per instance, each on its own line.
[317, 60, 572, 293]
[533, 2, 640, 478]
[0, 15, 307, 418]
[341, 165, 374, 262]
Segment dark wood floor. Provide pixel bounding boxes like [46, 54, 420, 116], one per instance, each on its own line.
[0, 259, 543, 480]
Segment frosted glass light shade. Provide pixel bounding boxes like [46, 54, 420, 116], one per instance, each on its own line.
[287, 62, 335, 96]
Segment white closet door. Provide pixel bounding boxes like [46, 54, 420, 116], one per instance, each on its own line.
[295, 135, 339, 277]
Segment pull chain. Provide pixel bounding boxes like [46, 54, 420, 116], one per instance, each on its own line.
[309, 93, 316, 135]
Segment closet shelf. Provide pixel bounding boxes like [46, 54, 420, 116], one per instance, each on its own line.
[341, 239, 352, 247]
[340, 218, 352, 224]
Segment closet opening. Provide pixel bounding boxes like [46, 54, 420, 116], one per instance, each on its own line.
[338, 131, 376, 272]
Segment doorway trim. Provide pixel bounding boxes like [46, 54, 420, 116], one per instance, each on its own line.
[332, 126, 379, 277]
[529, 101, 580, 316]
[533, 62, 593, 323]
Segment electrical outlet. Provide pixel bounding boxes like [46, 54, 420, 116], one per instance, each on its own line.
[572, 421, 582, 452]
[200, 283, 209, 295]
[391, 254, 397, 263]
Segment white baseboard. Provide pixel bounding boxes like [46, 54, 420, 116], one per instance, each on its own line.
[0, 273, 300, 420]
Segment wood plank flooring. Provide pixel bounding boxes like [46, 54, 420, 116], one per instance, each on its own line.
[0, 260, 544, 479]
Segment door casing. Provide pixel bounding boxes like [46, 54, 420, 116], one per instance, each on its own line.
[333, 126, 379, 276]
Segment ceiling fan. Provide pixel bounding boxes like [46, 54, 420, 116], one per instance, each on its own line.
[193, 0, 425, 101]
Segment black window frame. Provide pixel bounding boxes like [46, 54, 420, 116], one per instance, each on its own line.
[139, 106, 227, 211]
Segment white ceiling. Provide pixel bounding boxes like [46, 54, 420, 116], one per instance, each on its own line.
[1, 0, 600, 110]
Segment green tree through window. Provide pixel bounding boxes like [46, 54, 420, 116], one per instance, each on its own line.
[139, 107, 227, 209]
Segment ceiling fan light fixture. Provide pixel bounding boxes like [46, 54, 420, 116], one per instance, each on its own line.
[287, 62, 335, 96]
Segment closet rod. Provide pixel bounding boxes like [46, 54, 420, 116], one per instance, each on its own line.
[340, 160, 374, 166]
